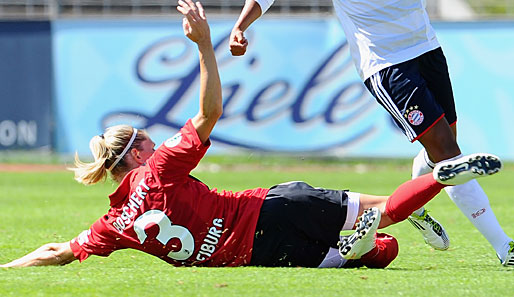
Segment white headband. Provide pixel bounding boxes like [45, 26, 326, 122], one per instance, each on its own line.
[108, 128, 138, 171]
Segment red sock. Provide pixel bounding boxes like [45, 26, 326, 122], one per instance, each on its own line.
[360, 233, 398, 268]
[385, 174, 446, 223]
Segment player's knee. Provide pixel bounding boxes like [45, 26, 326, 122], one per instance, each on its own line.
[423, 138, 461, 162]
[419, 123, 461, 162]
[363, 233, 399, 269]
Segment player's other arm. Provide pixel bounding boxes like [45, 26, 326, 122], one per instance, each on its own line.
[230, 0, 272, 56]
[1, 242, 76, 268]
[177, 0, 222, 144]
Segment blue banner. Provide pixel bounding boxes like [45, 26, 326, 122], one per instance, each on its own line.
[0, 21, 52, 150]
[53, 20, 514, 160]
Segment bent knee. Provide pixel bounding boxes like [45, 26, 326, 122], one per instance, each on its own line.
[363, 233, 399, 269]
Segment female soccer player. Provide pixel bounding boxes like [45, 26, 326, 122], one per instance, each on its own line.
[0, 0, 502, 269]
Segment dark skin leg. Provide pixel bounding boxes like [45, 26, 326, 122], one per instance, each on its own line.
[355, 121, 459, 229]
[418, 118, 460, 163]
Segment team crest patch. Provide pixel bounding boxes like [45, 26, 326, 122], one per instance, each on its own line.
[404, 106, 424, 126]
[165, 132, 182, 148]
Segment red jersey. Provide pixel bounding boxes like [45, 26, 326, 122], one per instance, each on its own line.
[70, 120, 269, 267]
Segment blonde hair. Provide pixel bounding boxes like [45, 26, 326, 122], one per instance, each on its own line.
[70, 125, 147, 185]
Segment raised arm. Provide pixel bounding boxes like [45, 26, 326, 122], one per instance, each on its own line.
[230, 0, 273, 56]
[177, 0, 222, 144]
[1, 242, 76, 268]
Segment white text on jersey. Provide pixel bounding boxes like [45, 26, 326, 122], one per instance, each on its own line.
[195, 218, 224, 261]
[113, 178, 150, 233]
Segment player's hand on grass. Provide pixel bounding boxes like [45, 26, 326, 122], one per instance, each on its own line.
[177, 0, 211, 46]
[229, 28, 248, 56]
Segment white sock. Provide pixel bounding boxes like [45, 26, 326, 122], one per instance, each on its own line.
[442, 154, 513, 260]
[411, 149, 435, 216]
[412, 148, 435, 178]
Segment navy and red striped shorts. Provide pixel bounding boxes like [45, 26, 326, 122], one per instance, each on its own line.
[364, 47, 457, 142]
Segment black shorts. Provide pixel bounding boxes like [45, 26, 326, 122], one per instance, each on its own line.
[249, 181, 350, 267]
[364, 47, 457, 142]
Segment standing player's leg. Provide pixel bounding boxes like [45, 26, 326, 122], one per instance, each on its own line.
[338, 154, 502, 265]
[367, 48, 514, 265]
[408, 57, 460, 248]
[364, 57, 451, 250]
[415, 143, 514, 265]
[418, 48, 514, 266]
[407, 118, 458, 250]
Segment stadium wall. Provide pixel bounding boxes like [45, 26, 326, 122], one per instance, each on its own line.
[3, 19, 514, 159]
[0, 21, 52, 151]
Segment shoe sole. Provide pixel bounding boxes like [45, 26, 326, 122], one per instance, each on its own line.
[339, 208, 380, 259]
[435, 153, 502, 185]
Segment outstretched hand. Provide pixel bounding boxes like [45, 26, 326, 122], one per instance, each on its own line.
[177, 0, 210, 45]
[229, 28, 248, 56]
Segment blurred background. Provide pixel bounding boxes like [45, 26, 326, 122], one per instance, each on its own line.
[0, 0, 513, 19]
[1, 0, 513, 162]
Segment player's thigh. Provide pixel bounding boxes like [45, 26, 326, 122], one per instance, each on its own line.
[364, 58, 446, 143]
[417, 117, 461, 162]
[250, 196, 329, 267]
[357, 193, 388, 215]
[419, 48, 457, 128]
[250, 182, 349, 267]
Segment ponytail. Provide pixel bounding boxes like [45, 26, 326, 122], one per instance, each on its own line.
[71, 135, 112, 185]
[69, 125, 146, 185]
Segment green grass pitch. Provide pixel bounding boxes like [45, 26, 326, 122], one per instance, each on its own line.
[1, 159, 513, 296]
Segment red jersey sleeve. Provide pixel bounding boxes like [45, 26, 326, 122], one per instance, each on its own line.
[69, 218, 122, 262]
[146, 119, 209, 182]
